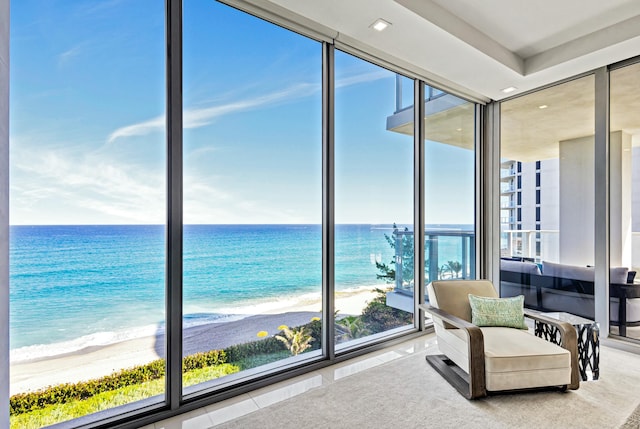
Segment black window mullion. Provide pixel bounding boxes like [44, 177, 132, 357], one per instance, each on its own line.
[322, 42, 335, 360]
[166, 0, 183, 410]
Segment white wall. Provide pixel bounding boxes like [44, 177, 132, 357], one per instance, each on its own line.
[559, 135, 595, 265]
[541, 158, 559, 261]
[558, 132, 631, 267]
[610, 131, 632, 267]
[540, 158, 559, 230]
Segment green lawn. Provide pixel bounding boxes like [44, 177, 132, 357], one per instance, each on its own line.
[11, 364, 239, 429]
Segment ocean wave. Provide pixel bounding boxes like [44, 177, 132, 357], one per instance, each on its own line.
[10, 313, 252, 363]
[10, 324, 163, 363]
[11, 285, 381, 363]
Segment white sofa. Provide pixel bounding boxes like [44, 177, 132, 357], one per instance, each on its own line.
[500, 259, 640, 330]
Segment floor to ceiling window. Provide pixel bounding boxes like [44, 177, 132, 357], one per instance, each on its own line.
[9, 1, 166, 427]
[500, 76, 596, 320]
[334, 51, 415, 348]
[609, 62, 640, 340]
[6, 1, 482, 427]
[423, 85, 476, 285]
[182, 0, 323, 393]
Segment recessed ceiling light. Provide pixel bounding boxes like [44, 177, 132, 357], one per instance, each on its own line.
[501, 86, 517, 94]
[370, 18, 391, 32]
[538, 105, 548, 109]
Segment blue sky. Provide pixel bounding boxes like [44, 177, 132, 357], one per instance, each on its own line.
[9, 0, 475, 226]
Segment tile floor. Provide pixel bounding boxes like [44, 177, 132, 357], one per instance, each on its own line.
[144, 334, 439, 429]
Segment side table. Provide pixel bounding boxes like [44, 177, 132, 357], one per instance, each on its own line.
[533, 311, 599, 381]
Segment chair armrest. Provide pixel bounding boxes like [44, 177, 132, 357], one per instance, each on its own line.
[420, 304, 476, 329]
[524, 310, 580, 390]
[420, 304, 486, 398]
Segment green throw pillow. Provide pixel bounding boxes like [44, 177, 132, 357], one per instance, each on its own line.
[468, 294, 527, 329]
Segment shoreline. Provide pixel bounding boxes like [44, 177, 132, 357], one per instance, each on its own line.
[10, 286, 382, 395]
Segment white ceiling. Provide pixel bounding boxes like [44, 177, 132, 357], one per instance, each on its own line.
[266, 0, 640, 101]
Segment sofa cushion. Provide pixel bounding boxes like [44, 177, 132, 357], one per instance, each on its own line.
[500, 259, 542, 275]
[542, 260, 628, 284]
[481, 327, 571, 390]
[542, 261, 593, 281]
[468, 294, 527, 329]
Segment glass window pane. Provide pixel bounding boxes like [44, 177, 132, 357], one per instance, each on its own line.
[334, 51, 414, 349]
[610, 63, 640, 339]
[10, 1, 166, 426]
[423, 85, 476, 284]
[500, 76, 595, 320]
[182, 1, 322, 393]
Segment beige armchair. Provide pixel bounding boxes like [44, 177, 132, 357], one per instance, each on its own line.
[421, 280, 579, 399]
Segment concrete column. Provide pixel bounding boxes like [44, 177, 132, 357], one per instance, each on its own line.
[610, 131, 632, 267]
[558, 132, 631, 267]
[559, 135, 595, 265]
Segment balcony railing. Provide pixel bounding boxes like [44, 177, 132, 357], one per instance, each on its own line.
[501, 229, 559, 262]
[392, 228, 475, 291]
[393, 74, 448, 114]
[385, 228, 476, 312]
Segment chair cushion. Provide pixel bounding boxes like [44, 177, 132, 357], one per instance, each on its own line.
[481, 327, 571, 391]
[468, 294, 527, 329]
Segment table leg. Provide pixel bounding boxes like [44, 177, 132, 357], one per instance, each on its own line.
[620, 295, 627, 337]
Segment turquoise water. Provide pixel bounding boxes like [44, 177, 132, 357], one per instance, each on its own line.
[10, 224, 471, 360]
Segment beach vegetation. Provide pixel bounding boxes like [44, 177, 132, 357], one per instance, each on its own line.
[360, 288, 413, 333]
[275, 325, 314, 356]
[10, 349, 228, 417]
[307, 317, 323, 350]
[10, 363, 239, 429]
[224, 336, 287, 362]
[235, 350, 292, 370]
[11, 320, 326, 427]
[445, 260, 462, 278]
[375, 224, 415, 285]
[336, 315, 371, 339]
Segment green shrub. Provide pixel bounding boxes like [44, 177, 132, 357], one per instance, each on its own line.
[223, 336, 286, 362]
[360, 288, 413, 333]
[10, 349, 227, 416]
[11, 322, 323, 417]
[182, 349, 226, 371]
[11, 364, 240, 429]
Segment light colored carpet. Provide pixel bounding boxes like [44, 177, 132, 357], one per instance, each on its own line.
[217, 345, 640, 429]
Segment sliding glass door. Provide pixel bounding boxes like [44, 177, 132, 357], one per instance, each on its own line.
[499, 76, 596, 320]
[609, 62, 640, 340]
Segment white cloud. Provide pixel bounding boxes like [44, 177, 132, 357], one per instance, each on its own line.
[11, 147, 165, 224]
[107, 115, 165, 144]
[107, 69, 390, 144]
[335, 70, 390, 88]
[57, 42, 89, 67]
[107, 82, 319, 144]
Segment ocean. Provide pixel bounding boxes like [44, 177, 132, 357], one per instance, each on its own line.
[9, 224, 472, 362]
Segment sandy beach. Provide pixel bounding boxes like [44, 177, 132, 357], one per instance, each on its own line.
[10, 286, 381, 395]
